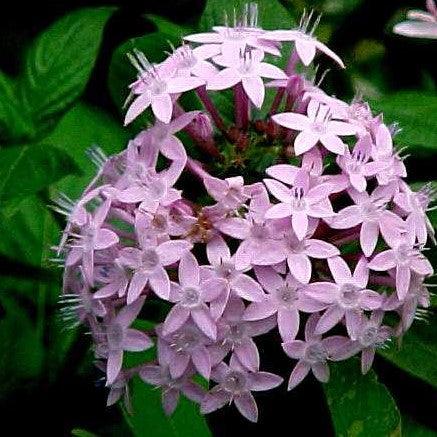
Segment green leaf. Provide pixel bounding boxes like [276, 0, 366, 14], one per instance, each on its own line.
[71, 429, 99, 437]
[199, 0, 294, 31]
[44, 102, 130, 199]
[378, 318, 437, 389]
[323, 360, 401, 437]
[147, 14, 193, 38]
[370, 92, 437, 156]
[0, 143, 78, 202]
[21, 7, 116, 136]
[108, 32, 178, 122]
[0, 71, 34, 142]
[124, 376, 211, 437]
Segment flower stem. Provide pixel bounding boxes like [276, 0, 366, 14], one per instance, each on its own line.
[233, 83, 249, 130]
[196, 86, 226, 133]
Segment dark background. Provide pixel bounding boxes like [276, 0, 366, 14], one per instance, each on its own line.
[0, 1, 436, 435]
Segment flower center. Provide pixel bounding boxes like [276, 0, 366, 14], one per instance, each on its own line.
[311, 122, 326, 134]
[142, 248, 160, 271]
[360, 201, 380, 222]
[180, 287, 202, 308]
[152, 214, 168, 232]
[222, 370, 248, 394]
[359, 326, 379, 347]
[148, 180, 166, 200]
[395, 243, 412, 266]
[305, 342, 327, 363]
[339, 283, 361, 308]
[170, 329, 200, 353]
[226, 324, 248, 345]
[275, 285, 298, 309]
[291, 187, 306, 211]
[217, 261, 236, 280]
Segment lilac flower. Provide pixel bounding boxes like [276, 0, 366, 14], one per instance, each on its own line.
[272, 100, 358, 155]
[104, 297, 153, 385]
[93, 260, 130, 299]
[170, 44, 220, 79]
[201, 355, 283, 422]
[393, 0, 437, 39]
[306, 257, 383, 338]
[207, 48, 286, 108]
[282, 314, 350, 390]
[125, 49, 205, 124]
[368, 231, 433, 300]
[261, 10, 345, 67]
[203, 175, 250, 211]
[264, 169, 335, 240]
[163, 252, 226, 339]
[333, 311, 392, 374]
[244, 266, 325, 341]
[119, 238, 192, 303]
[139, 364, 205, 415]
[157, 322, 213, 380]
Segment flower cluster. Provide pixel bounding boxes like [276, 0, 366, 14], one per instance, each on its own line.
[57, 4, 434, 423]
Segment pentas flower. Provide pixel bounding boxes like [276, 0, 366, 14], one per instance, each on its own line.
[201, 355, 283, 422]
[207, 47, 286, 108]
[244, 266, 325, 341]
[264, 169, 335, 240]
[272, 99, 358, 155]
[139, 364, 205, 415]
[56, 4, 434, 423]
[282, 313, 349, 390]
[306, 257, 382, 338]
[163, 252, 226, 339]
[125, 49, 205, 124]
[104, 297, 153, 384]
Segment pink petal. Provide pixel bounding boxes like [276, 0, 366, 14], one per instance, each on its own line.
[257, 62, 287, 79]
[234, 392, 258, 423]
[123, 329, 153, 351]
[312, 362, 330, 383]
[95, 228, 119, 250]
[151, 94, 173, 123]
[288, 361, 311, 390]
[368, 250, 396, 271]
[206, 67, 241, 90]
[179, 252, 200, 287]
[396, 265, 411, 300]
[327, 120, 357, 136]
[350, 173, 367, 192]
[248, 371, 283, 391]
[292, 210, 309, 240]
[345, 310, 362, 340]
[124, 93, 151, 125]
[361, 348, 375, 374]
[192, 346, 211, 379]
[149, 266, 171, 299]
[282, 340, 306, 359]
[272, 112, 311, 131]
[264, 178, 292, 203]
[278, 308, 300, 342]
[184, 32, 223, 43]
[216, 218, 250, 239]
[314, 40, 345, 67]
[167, 76, 205, 93]
[202, 278, 226, 302]
[305, 282, 339, 304]
[201, 390, 232, 414]
[393, 21, 437, 39]
[305, 239, 339, 258]
[254, 266, 283, 293]
[232, 274, 265, 302]
[295, 38, 316, 66]
[294, 130, 320, 155]
[353, 257, 370, 288]
[315, 306, 345, 334]
[328, 256, 352, 285]
[162, 388, 180, 416]
[331, 205, 362, 229]
[266, 164, 299, 185]
[287, 253, 312, 284]
[360, 221, 379, 257]
[243, 300, 277, 321]
[127, 271, 149, 304]
[320, 133, 345, 155]
[191, 307, 217, 340]
[242, 75, 265, 108]
[106, 350, 123, 385]
[206, 235, 230, 265]
[157, 240, 192, 266]
[163, 305, 190, 335]
[265, 202, 292, 219]
[235, 339, 260, 371]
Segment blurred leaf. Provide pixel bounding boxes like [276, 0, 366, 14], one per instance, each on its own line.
[0, 143, 78, 201]
[402, 417, 436, 437]
[324, 360, 401, 437]
[108, 32, 177, 127]
[199, 0, 294, 30]
[0, 71, 34, 142]
[0, 295, 44, 397]
[378, 318, 437, 390]
[370, 92, 437, 156]
[44, 102, 129, 199]
[124, 376, 211, 437]
[0, 196, 59, 268]
[71, 429, 99, 437]
[147, 14, 193, 37]
[21, 7, 116, 137]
